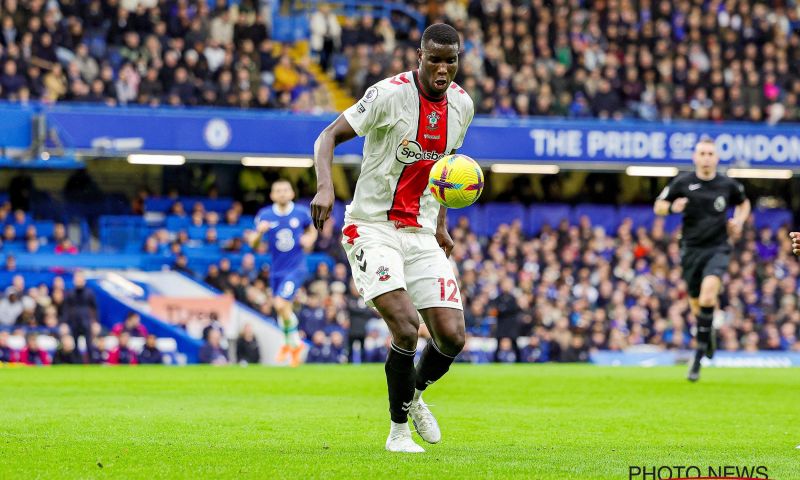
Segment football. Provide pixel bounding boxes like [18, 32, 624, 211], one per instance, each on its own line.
[428, 154, 485, 209]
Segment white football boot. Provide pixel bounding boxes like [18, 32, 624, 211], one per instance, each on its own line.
[409, 397, 441, 444]
[385, 422, 425, 453]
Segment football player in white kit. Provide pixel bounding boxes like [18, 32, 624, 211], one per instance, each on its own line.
[311, 24, 474, 453]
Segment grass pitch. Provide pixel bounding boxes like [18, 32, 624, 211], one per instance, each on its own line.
[0, 365, 798, 479]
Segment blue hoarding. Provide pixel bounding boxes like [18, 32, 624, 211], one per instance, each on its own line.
[591, 350, 800, 367]
[2, 102, 800, 167]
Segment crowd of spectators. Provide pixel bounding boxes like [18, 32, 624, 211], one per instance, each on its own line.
[0, 0, 330, 111]
[317, 0, 800, 123]
[3, 0, 800, 123]
[193, 207, 800, 364]
[0, 268, 173, 364]
[3, 200, 800, 364]
[0, 201, 78, 255]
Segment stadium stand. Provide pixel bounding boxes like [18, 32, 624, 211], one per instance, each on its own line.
[2, 189, 798, 364]
[1, 0, 799, 123]
[1, 0, 799, 365]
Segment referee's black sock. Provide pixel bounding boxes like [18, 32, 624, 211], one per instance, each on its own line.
[696, 306, 714, 346]
[385, 343, 416, 424]
[414, 340, 456, 395]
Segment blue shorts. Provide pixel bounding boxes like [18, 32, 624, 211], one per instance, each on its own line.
[271, 268, 308, 301]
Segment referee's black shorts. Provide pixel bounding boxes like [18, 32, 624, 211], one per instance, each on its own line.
[680, 244, 731, 298]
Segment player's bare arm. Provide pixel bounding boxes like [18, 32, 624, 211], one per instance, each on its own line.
[248, 220, 271, 249]
[727, 198, 751, 238]
[311, 115, 357, 230]
[434, 149, 459, 258]
[299, 224, 318, 251]
[654, 197, 687, 216]
[436, 205, 454, 258]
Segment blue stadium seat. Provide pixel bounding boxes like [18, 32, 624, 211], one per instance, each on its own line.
[10, 222, 30, 237]
[184, 245, 222, 256]
[618, 205, 656, 231]
[200, 198, 234, 213]
[99, 216, 148, 252]
[33, 220, 55, 239]
[239, 215, 255, 227]
[572, 204, 619, 233]
[0, 271, 75, 290]
[146, 197, 233, 214]
[165, 215, 190, 231]
[2, 242, 26, 252]
[527, 203, 570, 236]
[216, 225, 244, 241]
[144, 198, 175, 213]
[187, 226, 208, 239]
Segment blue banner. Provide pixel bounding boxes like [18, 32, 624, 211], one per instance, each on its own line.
[590, 351, 679, 366]
[44, 104, 365, 157]
[591, 350, 800, 367]
[2, 102, 800, 167]
[467, 117, 800, 166]
[0, 103, 33, 148]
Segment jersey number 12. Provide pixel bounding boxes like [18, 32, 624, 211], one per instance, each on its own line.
[437, 278, 459, 303]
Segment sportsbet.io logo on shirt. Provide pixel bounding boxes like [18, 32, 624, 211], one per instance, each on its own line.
[395, 139, 444, 164]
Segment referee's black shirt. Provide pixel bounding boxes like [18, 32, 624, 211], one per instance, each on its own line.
[658, 172, 746, 248]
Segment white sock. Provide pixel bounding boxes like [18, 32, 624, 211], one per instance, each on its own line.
[390, 421, 410, 435]
[280, 313, 301, 347]
[413, 389, 423, 402]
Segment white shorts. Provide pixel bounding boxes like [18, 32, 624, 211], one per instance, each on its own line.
[341, 221, 463, 311]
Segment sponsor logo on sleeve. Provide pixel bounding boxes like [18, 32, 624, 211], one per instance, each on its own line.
[363, 87, 378, 103]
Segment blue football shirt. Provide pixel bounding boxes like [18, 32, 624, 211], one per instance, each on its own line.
[254, 202, 312, 274]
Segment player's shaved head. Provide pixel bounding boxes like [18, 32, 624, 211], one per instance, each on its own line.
[421, 23, 460, 49]
[417, 24, 460, 98]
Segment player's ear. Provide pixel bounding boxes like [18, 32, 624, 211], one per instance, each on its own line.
[416, 48, 422, 65]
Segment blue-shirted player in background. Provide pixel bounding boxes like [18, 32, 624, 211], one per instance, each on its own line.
[250, 180, 317, 366]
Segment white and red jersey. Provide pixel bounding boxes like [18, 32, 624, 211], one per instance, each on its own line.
[342, 70, 474, 234]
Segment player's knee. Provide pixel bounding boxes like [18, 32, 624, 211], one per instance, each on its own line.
[391, 322, 419, 350]
[698, 295, 716, 308]
[439, 331, 465, 357]
[698, 285, 719, 307]
[274, 297, 290, 311]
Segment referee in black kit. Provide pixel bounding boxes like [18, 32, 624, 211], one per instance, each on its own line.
[653, 137, 751, 382]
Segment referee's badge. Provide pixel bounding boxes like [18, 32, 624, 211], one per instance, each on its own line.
[714, 196, 726, 212]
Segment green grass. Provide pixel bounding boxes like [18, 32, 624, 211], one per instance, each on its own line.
[0, 365, 798, 479]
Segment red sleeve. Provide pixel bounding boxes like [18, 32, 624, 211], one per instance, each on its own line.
[40, 351, 51, 366]
[111, 324, 122, 336]
[131, 351, 138, 365]
[19, 349, 29, 365]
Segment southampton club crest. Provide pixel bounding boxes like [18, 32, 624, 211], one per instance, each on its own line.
[376, 266, 391, 282]
[426, 111, 440, 130]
